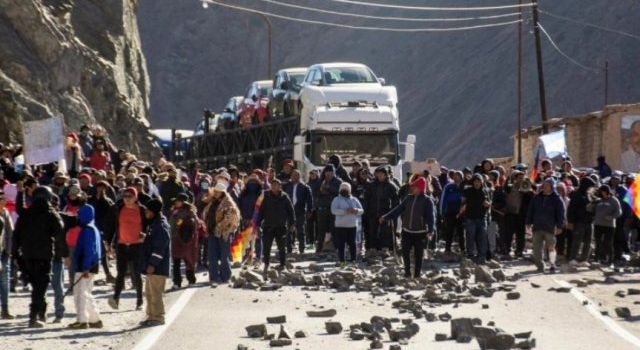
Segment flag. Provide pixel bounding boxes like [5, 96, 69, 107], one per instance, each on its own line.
[538, 128, 567, 159]
[230, 223, 254, 263]
[530, 145, 541, 182]
[624, 176, 640, 218]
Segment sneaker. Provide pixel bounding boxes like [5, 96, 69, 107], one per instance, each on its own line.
[210, 282, 218, 288]
[107, 297, 119, 310]
[52, 317, 63, 324]
[578, 261, 590, 268]
[89, 320, 103, 329]
[136, 300, 143, 311]
[67, 322, 89, 329]
[143, 320, 165, 327]
[171, 284, 181, 291]
[569, 260, 579, 267]
[28, 320, 45, 328]
[1, 310, 15, 320]
[549, 264, 556, 273]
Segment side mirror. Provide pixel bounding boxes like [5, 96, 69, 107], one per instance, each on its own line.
[251, 94, 258, 102]
[280, 81, 289, 90]
[378, 77, 386, 85]
[310, 80, 320, 86]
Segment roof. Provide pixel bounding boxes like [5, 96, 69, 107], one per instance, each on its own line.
[308, 62, 370, 69]
[279, 67, 307, 73]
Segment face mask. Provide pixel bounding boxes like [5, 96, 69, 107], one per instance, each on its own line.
[200, 183, 209, 190]
[340, 190, 350, 197]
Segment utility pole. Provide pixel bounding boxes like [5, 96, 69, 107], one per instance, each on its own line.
[517, 0, 523, 164]
[257, 13, 273, 78]
[604, 60, 609, 106]
[531, 0, 549, 134]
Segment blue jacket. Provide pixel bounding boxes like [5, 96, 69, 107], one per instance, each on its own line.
[526, 191, 566, 233]
[72, 204, 101, 273]
[440, 182, 463, 215]
[141, 214, 171, 276]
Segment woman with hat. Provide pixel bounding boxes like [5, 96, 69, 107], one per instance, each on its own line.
[203, 181, 240, 286]
[169, 193, 198, 289]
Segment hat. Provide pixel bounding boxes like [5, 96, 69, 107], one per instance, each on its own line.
[462, 167, 472, 174]
[252, 169, 265, 177]
[411, 177, 427, 193]
[374, 165, 388, 176]
[323, 164, 335, 173]
[68, 185, 82, 197]
[123, 187, 138, 197]
[216, 171, 231, 182]
[246, 174, 261, 184]
[213, 182, 227, 193]
[339, 182, 351, 191]
[146, 198, 163, 214]
[472, 173, 484, 182]
[132, 177, 144, 185]
[69, 178, 80, 186]
[66, 132, 78, 141]
[96, 180, 110, 188]
[270, 178, 282, 185]
[282, 159, 295, 168]
[309, 169, 319, 175]
[173, 193, 189, 203]
[513, 163, 528, 171]
[54, 171, 69, 180]
[79, 173, 92, 184]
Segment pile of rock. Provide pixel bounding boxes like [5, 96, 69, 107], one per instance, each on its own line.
[433, 317, 536, 349]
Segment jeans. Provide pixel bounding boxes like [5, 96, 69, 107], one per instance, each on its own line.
[443, 214, 465, 253]
[0, 254, 10, 308]
[24, 259, 51, 321]
[208, 235, 231, 282]
[262, 226, 286, 268]
[465, 218, 488, 262]
[114, 244, 143, 304]
[287, 212, 307, 253]
[401, 231, 426, 278]
[51, 259, 65, 318]
[594, 225, 615, 264]
[502, 214, 525, 254]
[172, 258, 196, 286]
[333, 227, 357, 262]
[569, 223, 593, 262]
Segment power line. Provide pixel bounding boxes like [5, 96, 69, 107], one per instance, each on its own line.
[540, 9, 640, 40]
[537, 23, 602, 73]
[319, 0, 534, 11]
[203, 0, 523, 32]
[257, 0, 522, 21]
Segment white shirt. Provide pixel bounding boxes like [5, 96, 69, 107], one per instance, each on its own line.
[292, 183, 298, 206]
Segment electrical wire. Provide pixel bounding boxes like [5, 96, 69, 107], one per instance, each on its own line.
[540, 9, 640, 40]
[256, 0, 522, 22]
[202, 0, 523, 32]
[318, 0, 534, 11]
[537, 23, 603, 73]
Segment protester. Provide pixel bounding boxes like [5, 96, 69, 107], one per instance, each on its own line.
[140, 199, 170, 327]
[331, 183, 364, 265]
[314, 165, 341, 253]
[461, 174, 491, 264]
[169, 193, 198, 289]
[591, 185, 622, 266]
[283, 169, 313, 254]
[256, 179, 295, 274]
[364, 166, 399, 257]
[567, 177, 597, 267]
[0, 190, 14, 319]
[526, 178, 566, 272]
[440, 171, 465, 254]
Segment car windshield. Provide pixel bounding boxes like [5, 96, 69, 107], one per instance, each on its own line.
[324, 66, 378, 84]
[308, 132, 398, 166]
[289, 73, 305, 88]
[258, 85, 273, 97]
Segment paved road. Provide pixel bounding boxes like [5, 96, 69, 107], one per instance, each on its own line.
[117, 261, 640, 350]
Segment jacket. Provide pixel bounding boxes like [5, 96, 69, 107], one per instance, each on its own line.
[590, 196, 622, 228]
[365, 179, 399, 217]
[158, 178, 186, 213]
[567, 178, 596, 225]
[331, 195, 364, 228]
[141, 214, 171, 276]
[283, 181, 313, 213]
[440, 182, 463, 216]
[203, 193, 241, 242]
[72, 205, 101, 273]
[170, 203, 199, 258]
[526, 192, 566, 233]
[383, 194, 435, 233]
[257, 190, 295, 229]
[11, 199, 68, 260]
[0, 208, 13, 255]
[463, 186, 491, 219]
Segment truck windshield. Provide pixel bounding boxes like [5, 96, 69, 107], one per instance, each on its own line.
[308, 132, 398, 166]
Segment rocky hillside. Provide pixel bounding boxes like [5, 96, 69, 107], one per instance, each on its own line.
[138, 0, 640, 167]
[0, 0, 157, 159]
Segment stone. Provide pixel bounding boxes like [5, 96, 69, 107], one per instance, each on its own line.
[482, 304, 490, 309]
[263, 333, 275, 340]
[294, 330, 307, 338]
[473, 326, 497, 340]
[475, 265, 497, 284]
[486, 260, 502, 269]
[425, 313, 437, 322]
[451, 318, 479, 340]
[278, 325, 292, 339]
[350, 330, 366, 340]
[615, 290, 626, 298]
[492, 269, 507, 282]
[269, 339, 292, 347]
[241, 271, 264, 283]
[438, 312, 452, 322]
[245, 324, 267, 338]
[389, 345, 402, 350]
[514, 331, 532, 339]
[628, 288, 640, 295]
[530, 283, 541, 288]
[435, 333, 448, 341]
[477, 333, 516, 350]
[267, 315, 287, 324]
[259, 283, 282, 291]
[506, 292, 521, 300]
[515, 338, 537, 349]
[306, 309, 337, 317]
[237, 345, 248, 350]
[569, 279, 588, 288]
[615, 307, 632, 319]
[370, 340, 384, 349]
[325, 321, 343, 334]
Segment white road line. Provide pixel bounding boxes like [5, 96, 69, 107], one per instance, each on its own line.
[131, 288, 198, 350]
[552, 278, 640, 348]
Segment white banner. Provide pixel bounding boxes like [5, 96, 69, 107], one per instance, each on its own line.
[538, 128, 566, 159]
[23, 118, 65, 165]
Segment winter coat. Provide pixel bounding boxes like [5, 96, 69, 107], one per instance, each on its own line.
[462, 186, 491, 220]
[158, 178, 186, 214]
[365, 180, 399, 217]
[590, 196, 622, 228]
[72, 205, 101, 273]
[12, 199, 68, 260]
[567, 179, 596, 225]
[440, 182, 463, 216]
[383, 193, 435, 234]
[238, 187, 261, 219]
[283, 181, 313, 213]
[203, 193, 241, 242]
[331, 195, 364, 228]
[170, 203, 199, 261]
[141, 214, 171, 276]
[257, 190, 295, 229]
[526, 192, 566, 233]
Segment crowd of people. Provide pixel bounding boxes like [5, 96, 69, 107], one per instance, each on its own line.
[0, 124, 638, 330]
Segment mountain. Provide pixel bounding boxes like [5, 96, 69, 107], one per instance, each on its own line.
[137, 0, 640, 167]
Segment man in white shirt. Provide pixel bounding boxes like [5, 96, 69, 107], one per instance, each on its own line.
[283, 170, 313, 254]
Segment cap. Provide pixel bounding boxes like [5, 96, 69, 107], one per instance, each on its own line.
[146, 198, 163, 214]
[213, 182, 227, 192]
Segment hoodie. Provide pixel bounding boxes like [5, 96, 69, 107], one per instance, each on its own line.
[329, 155, 351, 183]
[526, 178, 566, 233]
[72, 204, 101, 273]
[567, 177, 596, 225]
